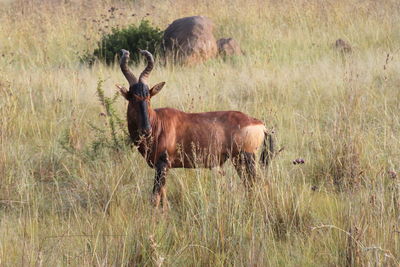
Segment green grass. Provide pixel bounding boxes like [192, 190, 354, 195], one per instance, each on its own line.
[0, 0, 400, 265]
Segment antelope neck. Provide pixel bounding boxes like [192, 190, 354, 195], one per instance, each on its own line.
[147, 107, 158, 129]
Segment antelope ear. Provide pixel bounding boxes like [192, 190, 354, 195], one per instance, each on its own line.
[115, 84, 129, 100]
[150, 82, 166, 97]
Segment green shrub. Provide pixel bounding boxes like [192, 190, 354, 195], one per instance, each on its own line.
[93, 20, 163, 65]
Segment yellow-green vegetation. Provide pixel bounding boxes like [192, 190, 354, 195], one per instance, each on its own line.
[1, 0, 399, 265]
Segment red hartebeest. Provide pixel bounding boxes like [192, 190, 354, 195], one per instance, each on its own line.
[116, 49, 274, 209]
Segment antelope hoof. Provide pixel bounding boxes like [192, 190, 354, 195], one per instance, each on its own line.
[151, 193, 161, 209]
[162, 200, 170, 213]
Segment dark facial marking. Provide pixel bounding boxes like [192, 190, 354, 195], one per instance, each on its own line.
[139, 100, 151, 133]
[130, 83, 151, 135]
[131, 83, 150, 100]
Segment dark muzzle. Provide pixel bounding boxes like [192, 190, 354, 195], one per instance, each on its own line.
[139, 101, 152, 136]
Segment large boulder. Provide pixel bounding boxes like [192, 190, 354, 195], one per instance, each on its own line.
[163, 16, 218, 65]
[217, 38, 243, 57]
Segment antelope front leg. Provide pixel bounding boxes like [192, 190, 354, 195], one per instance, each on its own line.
[152, 150, 169, 210]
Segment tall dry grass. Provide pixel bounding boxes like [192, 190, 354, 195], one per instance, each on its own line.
[1, 0, 400, 265]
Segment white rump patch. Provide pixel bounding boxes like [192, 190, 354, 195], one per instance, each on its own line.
[233, 124, 266, 153]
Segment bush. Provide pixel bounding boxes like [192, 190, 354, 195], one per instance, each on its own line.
[93, 20, 163, 65]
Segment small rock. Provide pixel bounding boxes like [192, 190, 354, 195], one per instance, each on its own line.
[334, 38, 352, 53]
[217, 38, 243, 56]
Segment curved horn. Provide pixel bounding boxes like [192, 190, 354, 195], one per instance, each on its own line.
[120, 49, 138, 86]
[138, 49, 154, 84]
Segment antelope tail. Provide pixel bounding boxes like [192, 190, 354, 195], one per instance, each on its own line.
[260, 130, 275, 167]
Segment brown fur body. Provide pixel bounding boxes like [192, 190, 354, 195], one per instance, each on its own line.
[129, 107, 266, 169]
[117, 49, 273, 209]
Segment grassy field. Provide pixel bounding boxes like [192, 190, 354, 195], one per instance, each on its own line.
[1, 0, 400, 265]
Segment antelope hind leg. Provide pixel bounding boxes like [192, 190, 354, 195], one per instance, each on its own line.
[233, 152, 256, 189]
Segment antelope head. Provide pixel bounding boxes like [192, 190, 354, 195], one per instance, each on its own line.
[117, 49, 165, 136]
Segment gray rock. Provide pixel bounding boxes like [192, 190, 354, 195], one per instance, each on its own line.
[163, 16, 218, 65]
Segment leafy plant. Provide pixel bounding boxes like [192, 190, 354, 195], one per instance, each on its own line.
[94, 79, 129, 149]
[60, 79, 130, 158]
[93, 20, 164, 65]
